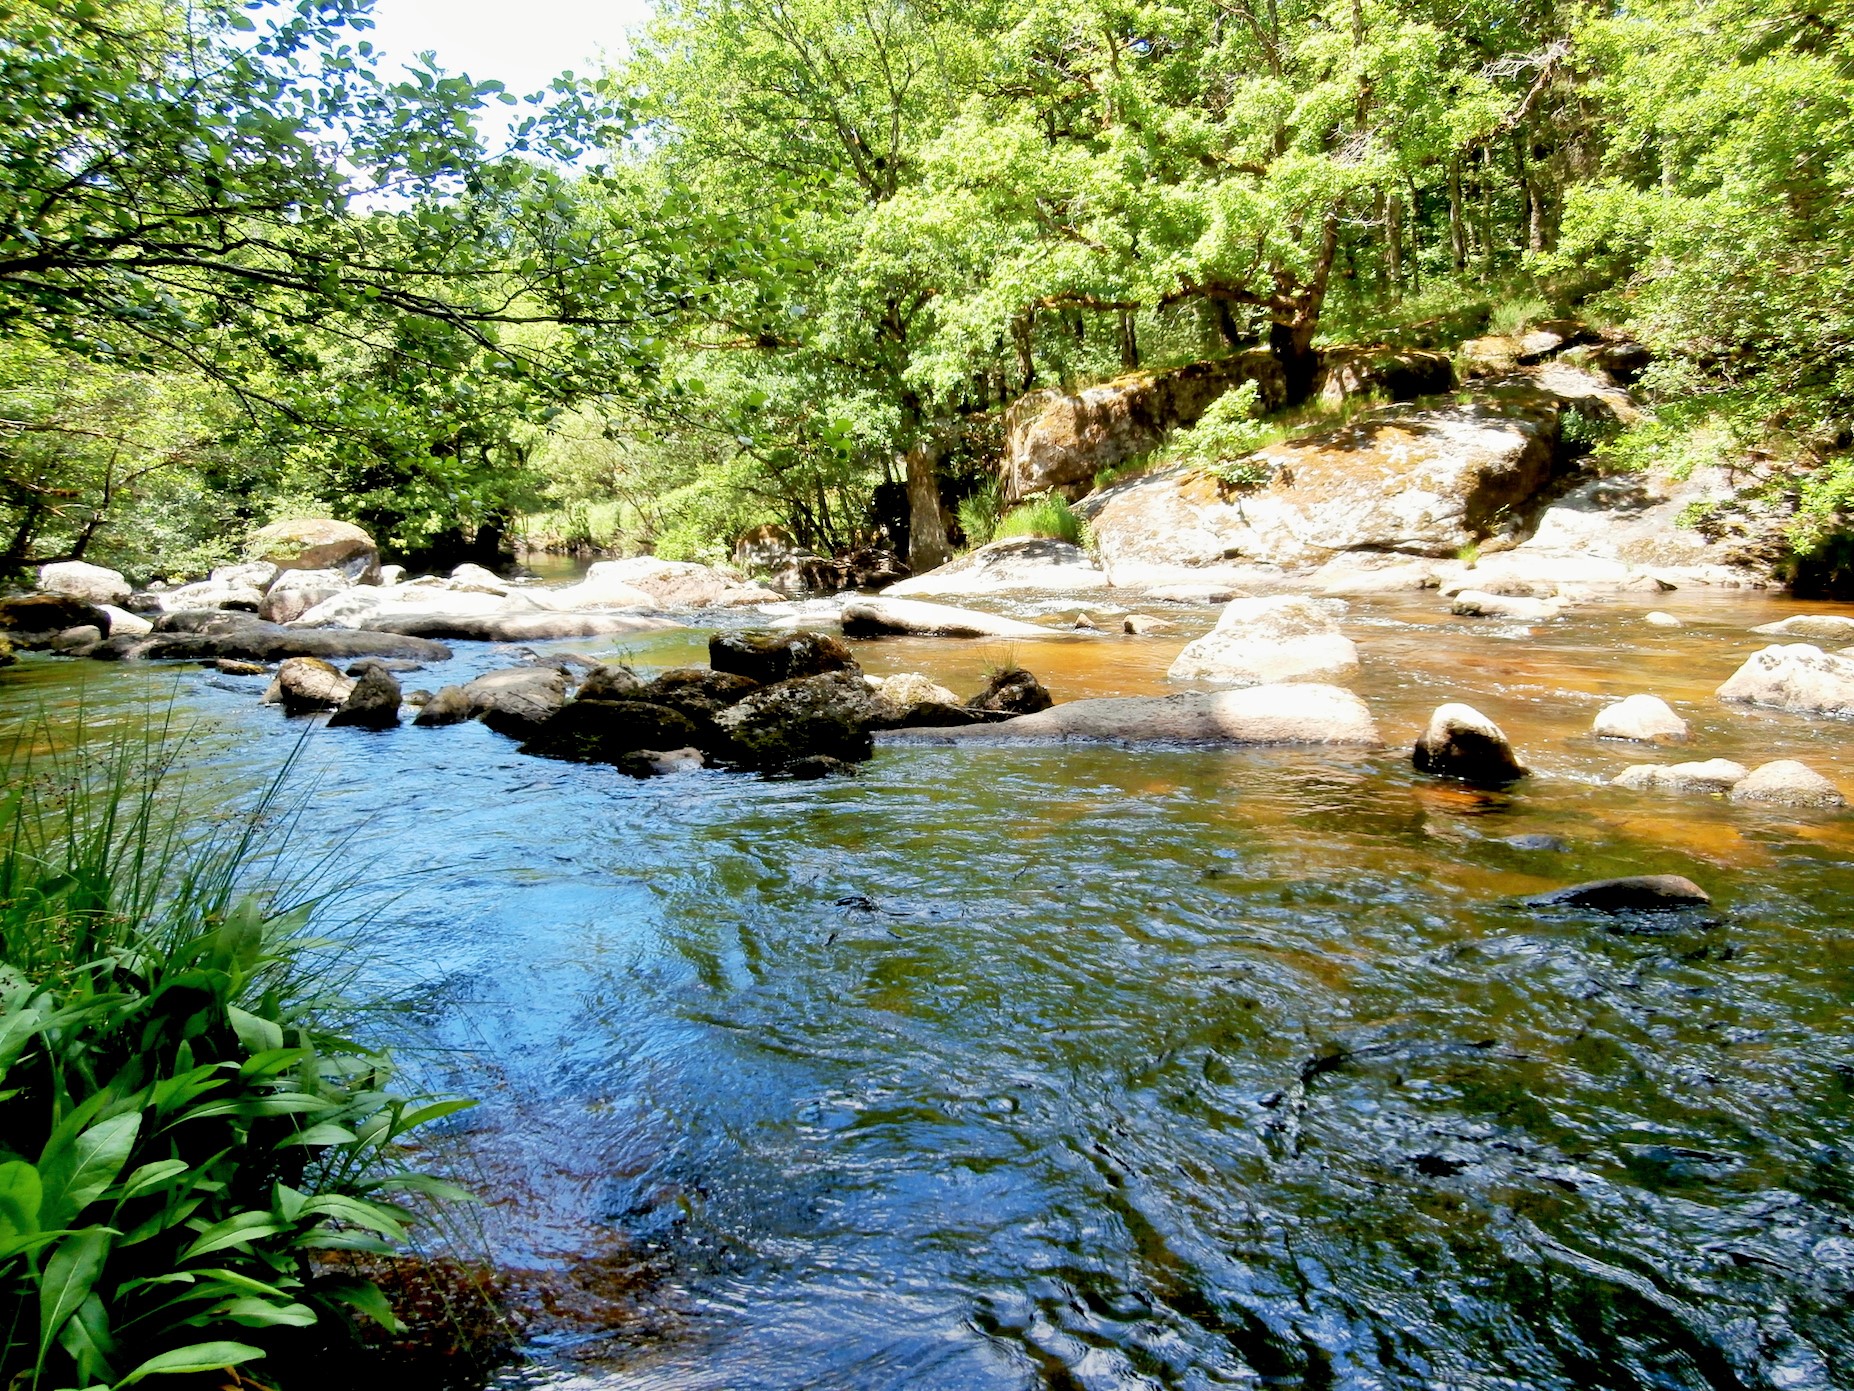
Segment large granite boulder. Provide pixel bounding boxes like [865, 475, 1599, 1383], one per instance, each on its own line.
[520, 700, 705, 765]
[459, 667, 570, 737]
[1004, 351, 1285, 502]
[884, 537, 1109, 597]
[571, 557, 779, 609]
[86, 617, 450, 664]
[713, 670, 882, 770]
[260, 657, 354, 712]
[1749, 614, 1854, 642]
[1612, 760, 1748, 796]
[153, 578, 265, 612]
[710, 630, 857, 684]
[1715, 644, 1854, 718]
[1592, 694, 1689, 745]
[1728, 759, 1847, 808]
[0, 594, 113, 646]
[259, 568, 350, 623]
[249, 518, 380, 584]
[1314, 346, 1454, 407]
[840, 598, 1054, 639]
[38, 561, 130, 607]
[1080, 383, 1562, 574]
[327, 664, 403, 729]
[370, 611, 681, 642]
[876, 683, 1381, 747]
[1412, 703, 1528, 785]
[1168, 595, 1358, 686]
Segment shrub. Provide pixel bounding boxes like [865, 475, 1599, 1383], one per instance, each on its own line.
[955, 479, 1002, 548]
[993, 494, 1087, 547]
[0, 722, 472, 1390]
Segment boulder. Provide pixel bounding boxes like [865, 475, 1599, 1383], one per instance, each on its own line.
[863, 673, 983, 730]
[209, 658, 269, 676]
[38, 561, 130, 607]
[1079, 386, 1561, 572]
[1123, 614, 1176, 635]
[709, 630, 857, 684]
[1750, 614, 1854, 642]
[1728, 759, 1847, 808]
[1004, 350, 1286, 502]
[1612, 760, 1748, 796]
[1458, 336, 1522, 376]
[967, 666, 1053, 716]
[50, 625, 102, 652]
[1413, 703, 1528, 785]
[156, 579, 264, 612]
[88, 620, 450, 665]
[1314, 346, 1454, 407]
[877, 683, 1381, 747]
[459, 667, 569, 737]
[1645, 611, 1682, 628]
[884, 537, 1110, 597]
[713, 670, 882, 770]
[377, 564, 406, 586]
[344, 658, 423, 675]
[1168, 595, 1358, 686]
[259, 568, 350, 624]
[290, 586, 512, 629]
[839, 598, 1053, 639]
[520, 700, 705, 765]
[1715, 644, 1854, 718]
[0, 594, 113, 645]
[637, 668, 763, 747]
[411, 685, 473, 727]
[449, 562, 512, 594]
[261, 657, 354, 713]
[327, 664, 403, 729]
[1450, 590, 1564, 622]
[617, 746, 706, 778]
[576, 663, 644, 701]
[99, 605, 153, 638]
[578, 557, 779, 608]
[249, 518, 380, 584]
[1312, 556, 1448, 595]
[370, 611, 681, 642]
[1145, 582, 1248, 604]
[1592, 694, 1689, 745]
[210, 561, 278, 591]
[1526, 875, 1711, 912]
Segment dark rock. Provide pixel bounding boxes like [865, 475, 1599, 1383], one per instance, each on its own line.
[412, 685, 473, 727]
[1526, 875, 1712, 912]
[461, 667, 569, 737]
[371, 612, 681, 642]
[713, 670, 880, 771]
[209, 658, 269, 676]
[1413, 703, 1529, 786]
[641, 667, 761, 723]
[967, 667, 1054, 716]
[84, 621, 451, 664]
[328, 665, 403, 729]
[614, 746, 706, 778]
[709, 630, 858, 684]
[345, 658, 425, 676]
[575, 663, 643, 701]
[261, 656, 354, 713]
[0, 594, 112, 646]
[520, 700, 703, 764]
[770, 755, 859, 780]
[879, 700, 999, 730]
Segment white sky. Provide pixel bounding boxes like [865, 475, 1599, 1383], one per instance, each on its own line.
[360, 0, 655, 138]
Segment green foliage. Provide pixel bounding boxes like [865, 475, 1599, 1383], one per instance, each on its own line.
[1160, 383, 1283, 476]
[1488, 296, 1552, 337]
[0, 722, 472, 1389]
[993, 494, 1086, 547]
[956, 480, 1003, 549]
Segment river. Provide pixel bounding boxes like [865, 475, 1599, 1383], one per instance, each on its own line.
[3, 584, 1852, 1391]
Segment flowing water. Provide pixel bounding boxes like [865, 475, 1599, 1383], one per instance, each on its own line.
[4, 586, 1853, 1391]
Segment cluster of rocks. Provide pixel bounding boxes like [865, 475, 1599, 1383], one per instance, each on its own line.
[259, 629, 1056, 780]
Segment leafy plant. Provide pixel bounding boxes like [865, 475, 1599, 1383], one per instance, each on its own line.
[1213, 458, 1277, 491]
[0, 720, 473, 1390]
[955, 478, 1003, 549]
[993, 494, 1086, 547]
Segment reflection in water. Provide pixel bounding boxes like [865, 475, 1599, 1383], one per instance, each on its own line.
[2, 587, 1852, 1390]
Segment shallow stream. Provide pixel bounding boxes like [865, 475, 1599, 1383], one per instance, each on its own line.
[4, 585, 1852, 1390]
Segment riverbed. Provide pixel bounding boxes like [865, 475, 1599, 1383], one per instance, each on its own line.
[4, 584, 1852, 1391]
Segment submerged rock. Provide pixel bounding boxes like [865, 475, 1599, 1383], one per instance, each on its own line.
[1645, 611, 1682, 628]
[1168, 595, 1358, 686]
[1728, 759, 1847, 808]
[1715, 644, 1854, 718]
[1413, 703, 1528, 785]
[1592, 694, 1689, 745]
[877, 683, 1381, 747]
[1612, 760, 1748, 796]
[1123, 614, 1177, 635]
[327, 664, 403, 729]
[840, 598, 1053, 639]
[1526, 875, 1712, 912]
[709, 630, 857, 684]
[616, 746, 706, 778]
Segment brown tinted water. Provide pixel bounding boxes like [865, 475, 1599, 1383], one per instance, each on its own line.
[3, 586, 1852, 1391]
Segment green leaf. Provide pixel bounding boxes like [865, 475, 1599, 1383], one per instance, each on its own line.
[40, 1112, 140, 1230]
[40, 1228, 111, 1359]
[278, 1123, 357, 1148]
[119, 1160, 190, 1200]
[216, 1296, 317, 1328]
[0, 1159, 42, 1240]
[179, 1210, 286, 1261]
[116, 1340, 265, 1386]
[318, 1275, 401, 1333]
[59, 1291, 116, 1385]
[226, 1006, 284, 1056]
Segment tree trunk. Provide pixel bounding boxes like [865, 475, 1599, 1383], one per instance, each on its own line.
[904, 440, 951, 573]
[1447, 157, 1467, 271]
[1011, 312, 1036, 392]
[1385, 191, 1403, 300]
[1270, 210, 1341, 405]
[1118, 308, 1140, 370]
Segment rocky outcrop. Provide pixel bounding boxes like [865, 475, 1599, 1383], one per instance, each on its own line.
[840, 598, 1054, 639]
[0, 594, 113, 646]
[260, 657, 354, 712]
[1081, 381, 1562, 574]
[709, 630, 856, 684]
[877, 682, 1381, 747]
[885, 538, 1109, 597]
[1728, 759, 1847, 808]
[1526, 875, 1711, 912]
[713, 670, 882, 770]
[327, 663, 403, 729]
[1004, 351, 1285, 502]
[1612, 760, 1748, 796]
[572, 557, 779, 609]
[1168, 595, 1358, 686]
[1412, 703, 1528, 785]
[1314, 346, 1454, 407]
[1592, 694, 1689, 745]
[38, 561, 130, 607]
[249, 518, 380, 584]
[1715, 644, 1854, 718]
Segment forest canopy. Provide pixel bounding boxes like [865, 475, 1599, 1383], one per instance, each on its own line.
[0, 0, 1849, 580]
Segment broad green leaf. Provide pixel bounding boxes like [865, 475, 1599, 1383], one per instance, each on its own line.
[0, 1160, 42, 1239]
[39, 1228, 111, 1357]
[216, 1296, 317, 1328]
[116, 1340, 265, 1386]
[119, 1160, 190, 1200]
[179, 1210, 286, 1262]
[318, 1276, 402, 1333]
[226, 1006, 284, 1056]
[40, 1112, 140, 1231]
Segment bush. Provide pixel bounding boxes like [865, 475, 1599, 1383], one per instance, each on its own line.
[993, 494, 1087, 547]
[955, 479, 1002, 548]
[0, 722, 472, 1390]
